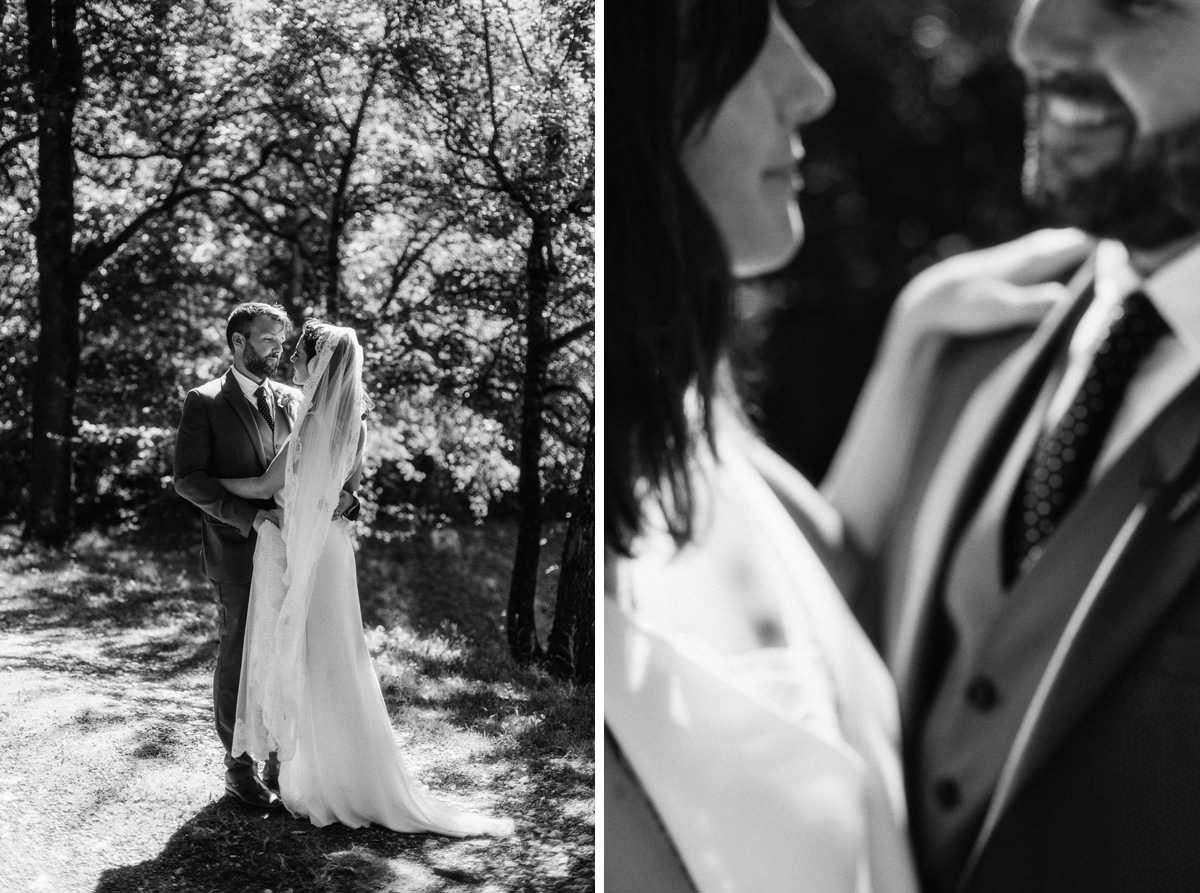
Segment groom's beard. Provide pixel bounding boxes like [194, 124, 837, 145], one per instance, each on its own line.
[1023, 85, 1200, 251]
[244, 349, 280, 379]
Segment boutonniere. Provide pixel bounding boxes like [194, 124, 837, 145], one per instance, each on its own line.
[275, 388, 298, 417]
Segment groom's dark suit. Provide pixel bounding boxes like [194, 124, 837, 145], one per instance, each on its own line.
[173, 370, 298, 771]
[868, 247, 1200, 893]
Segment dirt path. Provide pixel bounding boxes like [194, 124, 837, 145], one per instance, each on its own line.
[0, 533, 594, 892]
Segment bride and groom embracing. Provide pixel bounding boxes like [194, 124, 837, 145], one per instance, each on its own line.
[173, 304, 512, 837]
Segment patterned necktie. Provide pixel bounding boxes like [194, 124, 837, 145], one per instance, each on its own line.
[254, 384, 275, 432]
[1003, 289, 1169, 584]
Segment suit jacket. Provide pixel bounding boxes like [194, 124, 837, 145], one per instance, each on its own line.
[173, 371, 300, 584]
[875, 263, 1200, 892]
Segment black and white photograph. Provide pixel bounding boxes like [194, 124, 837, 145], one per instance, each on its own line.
[1, 0, 593, 890]
[12, 0, 1200, 888]
[605, 0, 1200, 891]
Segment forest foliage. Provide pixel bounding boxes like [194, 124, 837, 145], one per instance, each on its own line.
[2, 0, 593, 671]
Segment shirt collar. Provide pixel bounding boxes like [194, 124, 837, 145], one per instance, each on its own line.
[230, 365, 270, 402]
[1095, 237, 1200, 356]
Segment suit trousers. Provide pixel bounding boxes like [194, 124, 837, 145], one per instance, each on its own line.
[213, 581, 253, 773]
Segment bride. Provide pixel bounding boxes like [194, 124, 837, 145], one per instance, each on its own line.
[219, 320, 513, 837]
[605, 4, 920, 888]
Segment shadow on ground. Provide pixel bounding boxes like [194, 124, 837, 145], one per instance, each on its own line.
[95, 799, 464, 893]
[2, 525, 594, 892]
[95, 795, 591, 893]
[0, 548, 217, 683]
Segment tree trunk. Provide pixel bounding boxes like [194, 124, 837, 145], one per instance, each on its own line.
[24, 0, 82, 546]
[546, 405, 594, 683]
[279, 211, 306, 328]
[506, 214, 553, 664]
[324, 196, 343, 319]
[325, 63, 379, 320]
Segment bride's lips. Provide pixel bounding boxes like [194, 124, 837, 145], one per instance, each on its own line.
[764, 154, 806, 192]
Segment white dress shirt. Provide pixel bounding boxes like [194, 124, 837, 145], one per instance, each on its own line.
[231, 366, 273, 418]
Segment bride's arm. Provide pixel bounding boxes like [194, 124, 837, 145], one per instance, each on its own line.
[822, 228, 1091, 556]
[219, 445, 289, 500]
[819, 317, 943, 557]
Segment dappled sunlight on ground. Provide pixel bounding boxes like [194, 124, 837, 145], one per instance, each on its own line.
[0, 525, 593, 891]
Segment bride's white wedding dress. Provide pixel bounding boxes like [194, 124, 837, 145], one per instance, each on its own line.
[606, 411, 917, 892]
[231, 328, 512, 837]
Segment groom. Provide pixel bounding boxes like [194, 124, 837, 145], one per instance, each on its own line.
[828, 0, 1200, 890]
[173, 302, 298, 809]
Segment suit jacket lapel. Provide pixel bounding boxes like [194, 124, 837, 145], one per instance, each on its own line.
[965, 372, 1200, 878]
[892, 274, 1095, 720]
[220, 370, 270, 471]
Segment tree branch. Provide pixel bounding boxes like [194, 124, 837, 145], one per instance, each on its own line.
[374, 218, 456, 323]
[541, 318, 593, 356]
[0, 129, 35, 160]
[210, 188, 317, 262]
[479, 2, 534, 218]
[76, 185, 209, 275]
[542, 405, 588, 451]
[500, 0, 536, 79]
[543, 380, 593, 409]
[325, 55, 384, 314]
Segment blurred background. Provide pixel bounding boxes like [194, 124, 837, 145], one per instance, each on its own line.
[758, 0, 1035, 479]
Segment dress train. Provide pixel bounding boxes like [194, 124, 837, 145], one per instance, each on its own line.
[235, 520, 513, 837]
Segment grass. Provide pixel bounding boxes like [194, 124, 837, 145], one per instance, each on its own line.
[0, 520, 594, 893]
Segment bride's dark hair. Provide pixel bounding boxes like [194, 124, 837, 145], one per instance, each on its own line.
[606, 0, 771, 555]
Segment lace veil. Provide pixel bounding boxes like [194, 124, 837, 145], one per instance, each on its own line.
[261, 324, 367, 760]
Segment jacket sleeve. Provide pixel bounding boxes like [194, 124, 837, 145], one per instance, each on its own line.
[173, 389, 259, 537]
[338, 423, 366, 521]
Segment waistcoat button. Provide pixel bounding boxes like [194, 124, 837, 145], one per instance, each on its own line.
[934, 778, 961, 810]
[966, 676, 999, 711]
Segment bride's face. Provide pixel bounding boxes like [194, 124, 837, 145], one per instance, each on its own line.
[290, 340, 318, 385]
[681, 6, 834, 278]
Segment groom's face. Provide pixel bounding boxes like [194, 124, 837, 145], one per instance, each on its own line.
[237, 317, 285, 378]
[1011, 0, 1200, 250]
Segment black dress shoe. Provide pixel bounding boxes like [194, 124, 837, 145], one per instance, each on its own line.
[225, 771, 283, 810]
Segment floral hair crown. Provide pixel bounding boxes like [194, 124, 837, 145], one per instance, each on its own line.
[312, 323, 357, 360]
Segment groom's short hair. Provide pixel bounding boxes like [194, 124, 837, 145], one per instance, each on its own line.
[226, 302, 291, 351]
